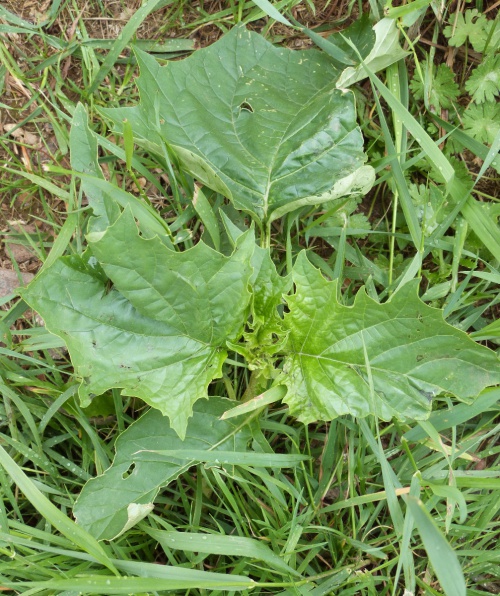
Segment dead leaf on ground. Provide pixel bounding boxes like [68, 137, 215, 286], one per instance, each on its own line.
[4, 123, 41, 148]
[0, 268, 34, 299]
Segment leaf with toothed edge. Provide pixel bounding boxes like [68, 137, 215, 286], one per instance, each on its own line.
[280, 252, 500, 424]
[22, 209, 254, 439]
[99, 25, 373, 226]
[73, 397, 252, 541]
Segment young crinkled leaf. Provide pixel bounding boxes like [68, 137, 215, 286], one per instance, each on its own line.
[73, 398, 252, 541]
[220, 211, 290, 330]
[280, 253, 500, 424]
[22, 210, 254, 438]
[101, 25, 373, 226]
[221, 211, 290, 372]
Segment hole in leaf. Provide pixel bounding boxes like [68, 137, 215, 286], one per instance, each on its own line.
[104, 280, 113, 295]
[122, 462, 136, 480]
[239, 101, 254, 113]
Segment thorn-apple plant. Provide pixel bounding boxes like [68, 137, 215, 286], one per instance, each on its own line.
[21, 26, 500, 539]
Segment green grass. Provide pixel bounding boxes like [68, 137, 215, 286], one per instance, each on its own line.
[1, 0, 499, 594]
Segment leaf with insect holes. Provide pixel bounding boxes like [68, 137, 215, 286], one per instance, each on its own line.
[74, 395, 308, 542]
[22, 209, 254, 439]
[465, 55, 500, 104]
[100, 25, 373, 226]
[73, 397, 252, 541]
[280, 253, 500, 424]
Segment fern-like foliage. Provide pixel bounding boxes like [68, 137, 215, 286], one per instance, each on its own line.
[410, 59, 459, 111]
[462, 102, 500, 144]
[444, 9, 500, 52]
[465, 55, 500, 103]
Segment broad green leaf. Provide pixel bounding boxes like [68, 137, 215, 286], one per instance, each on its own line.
[408, 496, 466, 596]
[102, 26, 372, 225]
[22, 212, 254, 438]
[17, 574, 254, 593]
[73, 397, 251, 541]
[280, 253, 500, 424]
[87, 208, 253, 346]
[336, 19, 409, 88]
[70, 104, 119, 234]
[70, 104, 103, 177]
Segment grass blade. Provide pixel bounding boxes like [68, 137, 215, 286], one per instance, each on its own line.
[461, 198, 500, 263]
[13, 574, 255, 593]
[368, 71, 454, 184]
[0, 444, 118, 574]
[87, 0, 172, 94]
[193, 186, 220, 251]
[367, 68, 500, 262]
[220, 385, 286, 419]
[249, 0, 293, 26]
[371, 81, 422, 251]
[358, 420, 404, 534]
[148, 528, 299, 576]
[408, 495, 466, 596]
[404, 388, 500, 442]
[139, 449, 310, 467]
